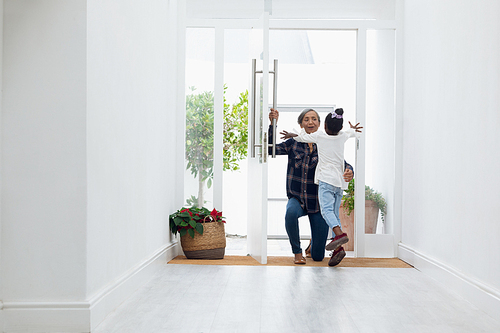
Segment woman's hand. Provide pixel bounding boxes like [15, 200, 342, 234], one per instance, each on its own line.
[343, 168, 354, 182]
[269, 108, 279, 122]
[349, 121, 363, 133]
[280, 130, 297, 140]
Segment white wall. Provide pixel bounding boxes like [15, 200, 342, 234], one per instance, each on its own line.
[2, 0, 88, 302]
[85, 0, 185, 329]
[0, 0, 3, 329]
[86, 0, 174, 298]
[1, 0, 184, 331]
[401, 0, 500, 317]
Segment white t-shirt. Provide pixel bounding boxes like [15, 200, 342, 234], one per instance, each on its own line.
[294, 128, 358, 189]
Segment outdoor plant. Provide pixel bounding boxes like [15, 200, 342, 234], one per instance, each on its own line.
[185, 86, 248, 208]
[342, 179, 387, 222]
[169, 207, 225, 239]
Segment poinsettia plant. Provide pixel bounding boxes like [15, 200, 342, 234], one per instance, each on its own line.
[169, 207, 225, 238]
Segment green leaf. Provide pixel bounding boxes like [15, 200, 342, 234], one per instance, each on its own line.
[185, 86, 248, 194]
[179, 228, 187, 237]
[195, 223, 204, 235]
[188, 228, 195, 238]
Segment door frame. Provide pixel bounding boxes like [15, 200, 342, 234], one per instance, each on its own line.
[185, 17, 403, 258]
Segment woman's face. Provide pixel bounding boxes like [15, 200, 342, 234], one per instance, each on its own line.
[300, 111, 320, 134]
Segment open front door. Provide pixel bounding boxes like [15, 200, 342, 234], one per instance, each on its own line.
[186, 17, 399, 261]
[247, 13, 275, 264]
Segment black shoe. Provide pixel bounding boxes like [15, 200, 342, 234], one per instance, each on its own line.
[328, 246, 346, 267]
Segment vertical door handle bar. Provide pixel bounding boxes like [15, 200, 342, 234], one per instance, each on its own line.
[263, 132, 268, 163]
[271, 59, 278, 158]
[250, 59, 257, 158]
[250, 59, 277, 159]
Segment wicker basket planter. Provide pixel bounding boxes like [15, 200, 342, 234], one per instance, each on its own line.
[170, 207, 227, 260]
[180, 221, 226, 259]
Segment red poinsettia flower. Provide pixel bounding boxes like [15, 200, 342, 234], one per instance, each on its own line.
[210, 208, 221, 221]
[180, 208, 193, 217]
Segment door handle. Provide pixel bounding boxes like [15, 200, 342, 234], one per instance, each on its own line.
[263, 132, 268, 163]
[250, 59, 278, 160]
[250, 59, 257, 158]
[270, 59, 278, 158]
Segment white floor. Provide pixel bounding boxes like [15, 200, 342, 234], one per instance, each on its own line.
[94, 259, 500, 332]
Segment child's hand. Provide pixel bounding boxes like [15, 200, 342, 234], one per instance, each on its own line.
[349, 121, 363, 133]
[280, 130, 297, 140]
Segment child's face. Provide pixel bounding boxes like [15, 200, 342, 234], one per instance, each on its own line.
[300, 111, 320, 134]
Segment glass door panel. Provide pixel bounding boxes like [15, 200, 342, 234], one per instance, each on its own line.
[184, 28, 215, 209]
[267, 30, 357, 253]
[222, 29, 252, 238]
[364, 29, 396, 257]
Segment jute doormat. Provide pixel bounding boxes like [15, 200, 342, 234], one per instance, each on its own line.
[168, 255, 413, 268]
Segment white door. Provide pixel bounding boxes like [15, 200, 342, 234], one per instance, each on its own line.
[247, 13, 274, 264]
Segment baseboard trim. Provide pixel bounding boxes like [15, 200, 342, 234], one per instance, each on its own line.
[2, 302, 90, 332]
[0, 302, 4, 333]
[399, 243, 500, 320]
[1, 241, 180, 332]
[89, 241, 178, 330]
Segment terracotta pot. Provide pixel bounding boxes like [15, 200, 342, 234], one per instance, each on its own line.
[364, 200, 379, 234]
[339, 200, 380, 251]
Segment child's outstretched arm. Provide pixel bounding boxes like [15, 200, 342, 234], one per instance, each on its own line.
[349, 121, 363, 133]
[279, 130, 297, 140]
[293, 129, 318, 143]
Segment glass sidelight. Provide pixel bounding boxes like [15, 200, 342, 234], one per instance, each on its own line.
[362, 29, 396, 257]
[184, 28, 215, 209]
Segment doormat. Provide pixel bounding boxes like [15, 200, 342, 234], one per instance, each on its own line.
[168, 255, 413, 268]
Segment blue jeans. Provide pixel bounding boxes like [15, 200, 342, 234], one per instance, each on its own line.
[285, 197, 329, 261]
[318, 181, 343, 230]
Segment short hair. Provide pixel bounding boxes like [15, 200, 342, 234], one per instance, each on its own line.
[297, 108, 320, 125]
[325, 108, 344, 134]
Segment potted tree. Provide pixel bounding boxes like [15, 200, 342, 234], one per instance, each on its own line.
[185, 86, 248, 208]
[171, 86, 248, 258]
[169, 207, 226, 259]
[340, 179, 387, 250]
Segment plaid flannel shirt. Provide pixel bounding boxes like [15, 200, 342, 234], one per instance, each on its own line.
[269, 126, 353, 214]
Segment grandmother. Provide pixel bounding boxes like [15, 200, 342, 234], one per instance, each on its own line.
[268, 108, 353, 265]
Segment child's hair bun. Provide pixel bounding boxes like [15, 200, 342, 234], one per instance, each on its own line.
[335, 108, 344, 116]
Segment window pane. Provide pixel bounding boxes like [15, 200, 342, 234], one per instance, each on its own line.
[364, 29, 396, 235]
[185, 28, 215, 209]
